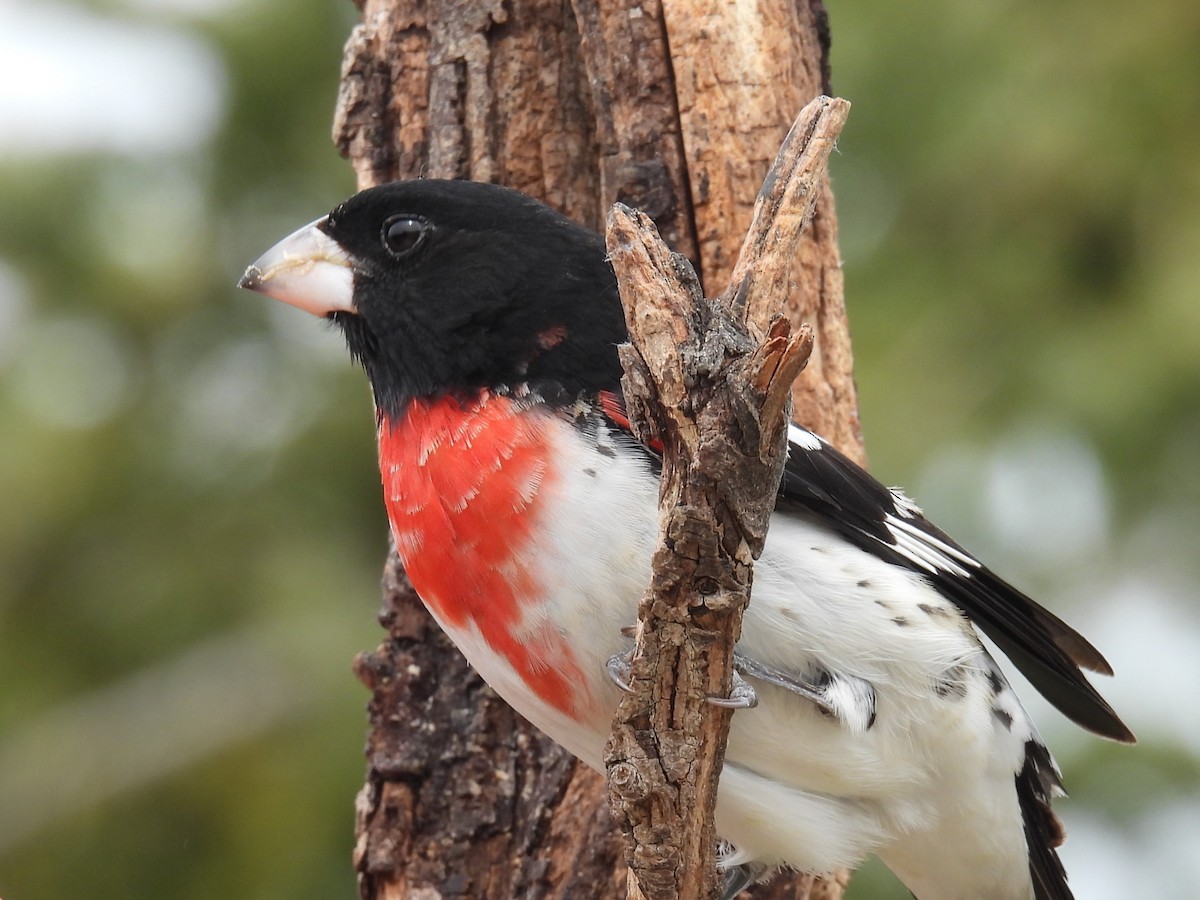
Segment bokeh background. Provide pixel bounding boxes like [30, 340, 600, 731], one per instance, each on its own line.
[1, 1, 1196, 898]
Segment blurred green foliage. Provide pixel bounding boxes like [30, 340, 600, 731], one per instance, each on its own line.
[0, 1, 1196, 898]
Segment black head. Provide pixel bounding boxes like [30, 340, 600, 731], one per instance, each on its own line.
[241, 179, 627, 417]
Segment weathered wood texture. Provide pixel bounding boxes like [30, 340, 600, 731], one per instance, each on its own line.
[604, 97, 847, 900]
[569, 0, 698, 260]
[333, 1, 860, 898]
[336, 0, 601, 216]
[657, 0, 861, 464]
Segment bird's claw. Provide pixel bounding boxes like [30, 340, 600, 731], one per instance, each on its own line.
[707, 669, 759, 709]
[606, 651, 634, 693]
[610, 629, 758, 709]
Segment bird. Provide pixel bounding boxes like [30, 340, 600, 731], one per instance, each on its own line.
[240, 178, 1134, 900]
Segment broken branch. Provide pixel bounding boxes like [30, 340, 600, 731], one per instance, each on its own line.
[603, 95, 849, 900]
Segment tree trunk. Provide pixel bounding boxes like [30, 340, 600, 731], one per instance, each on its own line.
[334, 2, 860, 897]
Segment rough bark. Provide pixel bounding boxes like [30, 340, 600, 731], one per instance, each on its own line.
[334, 2, 860, 898]
[604, 97, 847, 900]
[568, 0, 698, 260]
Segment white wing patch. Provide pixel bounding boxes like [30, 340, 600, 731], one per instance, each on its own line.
[787, 423, 823, 452]
[889, 487, 924, 518]
[883, 515, 981, 579]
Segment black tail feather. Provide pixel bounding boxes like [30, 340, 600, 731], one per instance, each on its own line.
[1018, 740, 1073, 900]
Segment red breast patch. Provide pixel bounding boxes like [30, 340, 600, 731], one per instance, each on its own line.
[378, 393, 586, 716]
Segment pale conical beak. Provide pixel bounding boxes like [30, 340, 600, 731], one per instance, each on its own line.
[238, 217, 356, 317]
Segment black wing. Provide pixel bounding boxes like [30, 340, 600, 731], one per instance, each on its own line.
[779, 424, 1135, 744]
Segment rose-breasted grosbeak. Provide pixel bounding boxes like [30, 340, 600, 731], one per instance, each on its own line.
[241, 179, 1133, 900]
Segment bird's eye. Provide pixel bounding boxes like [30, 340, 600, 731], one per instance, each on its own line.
[381, 215, 429, 259]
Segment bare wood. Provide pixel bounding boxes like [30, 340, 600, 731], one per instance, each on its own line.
[658, 0, 862, 465]
[604, 97, 846, 900]
[727, 99, 851, 340]
[335, 0, 602, 220]
[747, 869, 853, 900]
[568, 0, 699, 261]
[660, 0, 822, 287]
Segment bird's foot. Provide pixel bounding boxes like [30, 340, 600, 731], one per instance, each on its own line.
[707, 669, 759, 709]
[606, 650, 634, 693]
[610, 630, 759, 711]
[608, 644, 758, 710]
[718, 850, 773, 900]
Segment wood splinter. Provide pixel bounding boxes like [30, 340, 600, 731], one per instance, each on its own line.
[603, 95, 850, 900]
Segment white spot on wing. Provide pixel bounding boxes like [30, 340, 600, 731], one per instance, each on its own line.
[885, 535, 940, 574]
[822, 673, 876, 734]
[788, 423, 823, 452]
[884, 515, 980, 578]
[889, 487, 924, 518]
